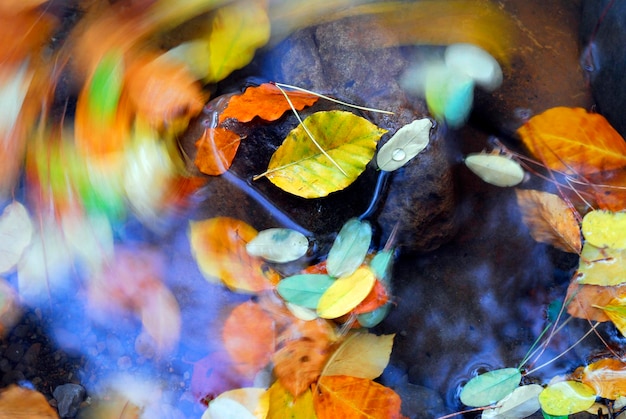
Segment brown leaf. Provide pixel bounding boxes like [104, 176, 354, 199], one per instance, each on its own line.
[194, 128, 242, 175]
[586, 168, 626, 212]
[314, 376, 403, 419]
[218, 83, 319, 123]
[515, 189, 582, 253]
[565, 281, 626, 322]
[0, 385, 59, 418]
[517, 107, 626, 175]
[222, 301, 275, 378]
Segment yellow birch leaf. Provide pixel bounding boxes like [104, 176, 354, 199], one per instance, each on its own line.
[580, 358, 626, 400]
[538, 381, 596, 416]
[597, 297, 626, 338]
[515, 189, 581, 253]
[317, 266, 376, 319]
[265, 381, 316, 419]
[576, 242, 626, 286]
[322, 332, 394, 379]
[517, 107, 626, 175]
[261, 111, 386, 198]
[582, 210, 626, 249]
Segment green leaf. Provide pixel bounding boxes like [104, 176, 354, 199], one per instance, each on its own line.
[357, 303, 391, 328]
[317, 266, 376, 319]
[369, 250, 394, 285]
[376, 118, 431, 171]
[481, 384, 542, 418]
[541, 412, 568, 419]
[262, 111, 386, 198]
[276, 274, 335, 309]
[245, 228, 309, 263]
[460, 368, 521, 407]
[538, 381, 596, 416]
[88, 51, 124, 123]
[327, 218, 372, 278]
[465, 153, 525, 187]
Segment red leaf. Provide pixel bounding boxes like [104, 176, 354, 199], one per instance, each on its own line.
[351, 280, 389, 315]
[194, 128, 242, 175]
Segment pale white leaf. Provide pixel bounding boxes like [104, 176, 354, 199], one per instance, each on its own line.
[481, 384, 542, 418]
[376, 118, 432, 171]
[0, 201, 33, 274]
[445, 43, 503, 91]
[285, 302, 318, 321]
[465, 153, 524, 187]
[245, 228, 309, 263]
[204, 397, 257, 419]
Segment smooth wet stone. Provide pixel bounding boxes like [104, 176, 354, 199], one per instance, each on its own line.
[580, 0, 626, 137]
[53, 383, 85, 418]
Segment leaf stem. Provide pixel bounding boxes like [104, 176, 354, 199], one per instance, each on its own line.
[274, 82, 394, 115]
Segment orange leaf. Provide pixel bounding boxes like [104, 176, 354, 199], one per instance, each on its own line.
[565, 281, 626, 322]
[189, 217, 280, 293]
[515, 189, 581, 253]
[517, 107, 626, 175]
[302, 260, 328, 275]
[586, 168, 626, 212]
[219, 83, 319, 123]
[579, 358, 626, 400]
[352, 280, 389, 315]
[222, 301, 275, 378]
[194, 128, 242, 175]
[0, 384, 59, 418]
[314, 376, 403, 419]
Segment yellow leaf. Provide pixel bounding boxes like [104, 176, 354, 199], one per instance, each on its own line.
[582, 210, 626, 249]
[202, 1, 270, 83]
[576, 242, 626, 286]
[266, 381, 316, 419]
[596, 298, 626, 338]
[517, 107, 626, 175]
[580, 358, 626, 400]
[260, 111, 386, 198]
[188, 217, 280, 293]
[322, 332, 394, 379]
[317, 266, 376, 319]
[515, 189, 581, 253]
[538, 381, 596, 416]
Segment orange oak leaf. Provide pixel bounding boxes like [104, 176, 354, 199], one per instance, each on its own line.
[515, 189, 582, 253]
[517, 107, 626, 175]
[194, 128, 242, 175]
[578, 358, 626, 400]
[352, 280, 389, 315]
[314, 375, 403, 419]
[189, 217, 280, 293]
[219, 83, 319, 123]
[222, 301, 276, 379]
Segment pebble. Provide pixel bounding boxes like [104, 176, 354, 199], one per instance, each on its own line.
[53, 383, 86, 418]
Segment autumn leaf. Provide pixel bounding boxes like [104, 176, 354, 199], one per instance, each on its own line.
[352, 280, 389, 315]
[578, 358, 626, 400]
[582, 210, 626, 249]
[517, 107, 626, 175]
[515, 189, 581, 253]
[276, 274, 335, 309]
[595, 298, 626, 338]
[245, 228, 309, 263]
[317, 266, 377, 319]
[586, 168, 626, 212]
[460, 368, 521, 407]
[258, 111, 386, 198]
[565, 281, 625, 322]
[314, 376, 403, 419]
[219, 83, 319, 124]
[204, 388, 268, 419]
[465, 152, 525, 187]
[376, 118, 431, 171]
[266, 381, 316, 419]
[0, 201, 33, 275]
[481, 384, 542, 419]
[0, 384, 59, 418]
[322, 332, 394, 379]
[0, 278, 20, 339]
[194, 128, 243, 176]
[222, 301, 275, 378]
[575, 242, 626, 286]
[188, 217, 280, 293]
[326, 218, 372, 278]
[539, 381, 596, 416]
[273, 318, 335, 397]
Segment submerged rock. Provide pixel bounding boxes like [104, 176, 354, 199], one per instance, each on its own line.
[53, 383, 85, 418]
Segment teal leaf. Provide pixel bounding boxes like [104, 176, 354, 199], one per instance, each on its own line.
[460, 368, 521, 407]
[369, 250, 394, 285]
[327, 218, 372, 278]
[357, 304, 391, 328]
[276, 274, 335, 309]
